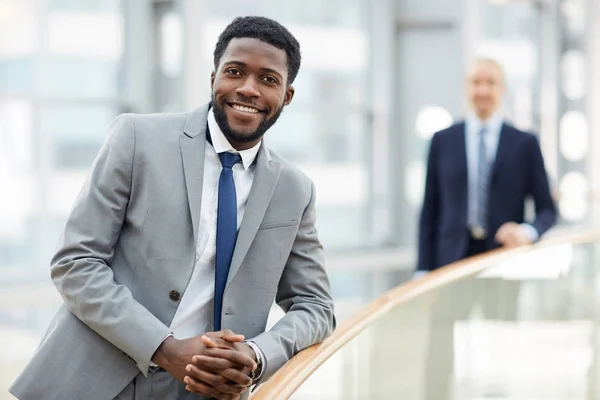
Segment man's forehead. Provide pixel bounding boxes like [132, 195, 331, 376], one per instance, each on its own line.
[468, 60, 503, 78]
[221, 38, 287, 67]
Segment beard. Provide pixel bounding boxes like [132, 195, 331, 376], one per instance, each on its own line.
[212, 95, 284, 144]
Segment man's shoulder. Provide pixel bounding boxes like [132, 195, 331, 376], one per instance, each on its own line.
[124, 110, 189, 131]
[111, 109, 205, 146]
[501, 122, 539, 142]
[432, 121, 465, 141]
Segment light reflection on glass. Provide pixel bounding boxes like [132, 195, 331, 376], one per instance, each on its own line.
[559, 110, 588, 162]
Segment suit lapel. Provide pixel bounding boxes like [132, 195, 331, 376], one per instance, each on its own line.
[180, 105, 209, 243]
[456, 122, 468, 176]
[490, 123, 512, 183]
[454, 122, 468, 194]
[226, 146, 281, 287]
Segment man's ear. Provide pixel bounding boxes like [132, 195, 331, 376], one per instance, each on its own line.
[284, 85, 295, 105]
[210, 71, 215, 87]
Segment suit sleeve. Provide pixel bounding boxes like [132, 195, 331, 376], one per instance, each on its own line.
[249, 181, 336, 384]
[527, 134, 557, 237]
[50, 114, 171, 376]
[418, 134, 440, 271]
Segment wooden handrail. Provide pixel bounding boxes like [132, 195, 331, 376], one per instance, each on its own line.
[250, 227, 600, 399]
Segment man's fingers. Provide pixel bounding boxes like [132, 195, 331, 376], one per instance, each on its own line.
[503, 231, 520, 247]
[192, 347, 256, 370]
[495, 226, 513, 244]
[495, 233, 506, 245]
[184, 365, 248, 394]
[218, 366, 253, 386]
[201, 335, 219, 348]
[498, 226, 509, 238]
[185, 364, 228, 387]
[220, 329, 244, 342]
[207, 330, 244, 340]
[192, 355, 238, 371]
[185, 382, 239, 400]
[183, 376, 223, 398]
[506, 229, 520, 243]
[193, 352, 256, 372]
[495, 222, 519, 242]
[495, 227, 505, 241]
[202, 335, 240, 350]
[205, 348, 257, 370]
[223, 333, 245, 342]
[205, 330, 245, 343]
[186, 365, 251, 388]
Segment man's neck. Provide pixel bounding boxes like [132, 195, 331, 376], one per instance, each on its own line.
[475, 112, 492, 122]
[470, 110, 502, 124]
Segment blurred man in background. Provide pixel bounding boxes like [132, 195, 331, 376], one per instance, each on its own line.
[10, 16, 334, 400]
[418, 58, 557, 399]
[417, 58, 557, 274]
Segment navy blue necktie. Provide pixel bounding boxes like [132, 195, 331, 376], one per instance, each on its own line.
[213, 150, 241, 331]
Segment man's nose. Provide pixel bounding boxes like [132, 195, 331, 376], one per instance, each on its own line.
[236, 77, 260, 98]
[475, 84, 492, 96]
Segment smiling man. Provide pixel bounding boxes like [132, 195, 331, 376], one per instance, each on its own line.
[10, 16, 335, 400]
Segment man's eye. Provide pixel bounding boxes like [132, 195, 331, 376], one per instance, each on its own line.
[263, 76, 277, 84]
[227, 69, 241, 75]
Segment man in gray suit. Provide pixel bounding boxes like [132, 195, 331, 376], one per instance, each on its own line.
[10, 16, 335, 400]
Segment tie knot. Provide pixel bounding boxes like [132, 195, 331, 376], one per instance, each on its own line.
[479, 126, 488, 136]
[219, 152, 242, 169]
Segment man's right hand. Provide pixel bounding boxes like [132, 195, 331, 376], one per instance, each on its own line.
[495, 222, 533, 247]
[151, 334, 256, 399]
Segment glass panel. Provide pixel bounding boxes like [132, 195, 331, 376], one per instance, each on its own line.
[0, 289, 63, 394]
[0, 2, 124, 396]
[292, 240, 600, 399]
[0, 60, 35, 94]
[46, 11, 123, 58]
[40, 58, 118, 98]
[0, 0, 40, 57]
[0, 100, 35, 268]
[49, 0, 120, 13]
[40, 104, 116, 170]
[206, 0, 363, 28]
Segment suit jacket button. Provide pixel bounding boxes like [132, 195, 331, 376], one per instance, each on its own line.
[169, 290, 180, 301]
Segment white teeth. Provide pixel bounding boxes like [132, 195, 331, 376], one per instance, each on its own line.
[232, 104, 259, 114]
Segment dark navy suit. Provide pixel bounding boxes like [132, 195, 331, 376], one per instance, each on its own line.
[418, 121, 557, 271]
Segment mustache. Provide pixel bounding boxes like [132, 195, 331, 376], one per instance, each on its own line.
[227, 95, 270, 113]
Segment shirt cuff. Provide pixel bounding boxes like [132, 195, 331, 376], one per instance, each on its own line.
[244, 340, 265, 381]
[149, 333, 174, 367]
[412, 270, 428, 280]
[520, 223, 539, 242]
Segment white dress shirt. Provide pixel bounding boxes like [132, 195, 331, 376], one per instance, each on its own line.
[169, 108, 261, 339]
[465, 112, 503, 229]
[465, 112, 538, 241]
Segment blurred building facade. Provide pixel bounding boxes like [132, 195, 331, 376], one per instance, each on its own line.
[2, 0, 599, 271]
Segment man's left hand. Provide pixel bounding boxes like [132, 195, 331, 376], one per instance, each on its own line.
[495, 222, 533, 247]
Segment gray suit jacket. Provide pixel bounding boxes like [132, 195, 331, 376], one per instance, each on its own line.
[10, 104, 335, 400]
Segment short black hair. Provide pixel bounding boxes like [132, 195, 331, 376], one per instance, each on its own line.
[213, 16, 301, 85]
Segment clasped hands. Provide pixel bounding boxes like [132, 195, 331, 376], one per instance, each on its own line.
[152, 329, 258, 400]
[495, 222, 533, 247]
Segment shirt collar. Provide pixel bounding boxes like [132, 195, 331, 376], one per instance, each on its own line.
[466, 111, 503, 134]
[207, 108, 261, 170]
